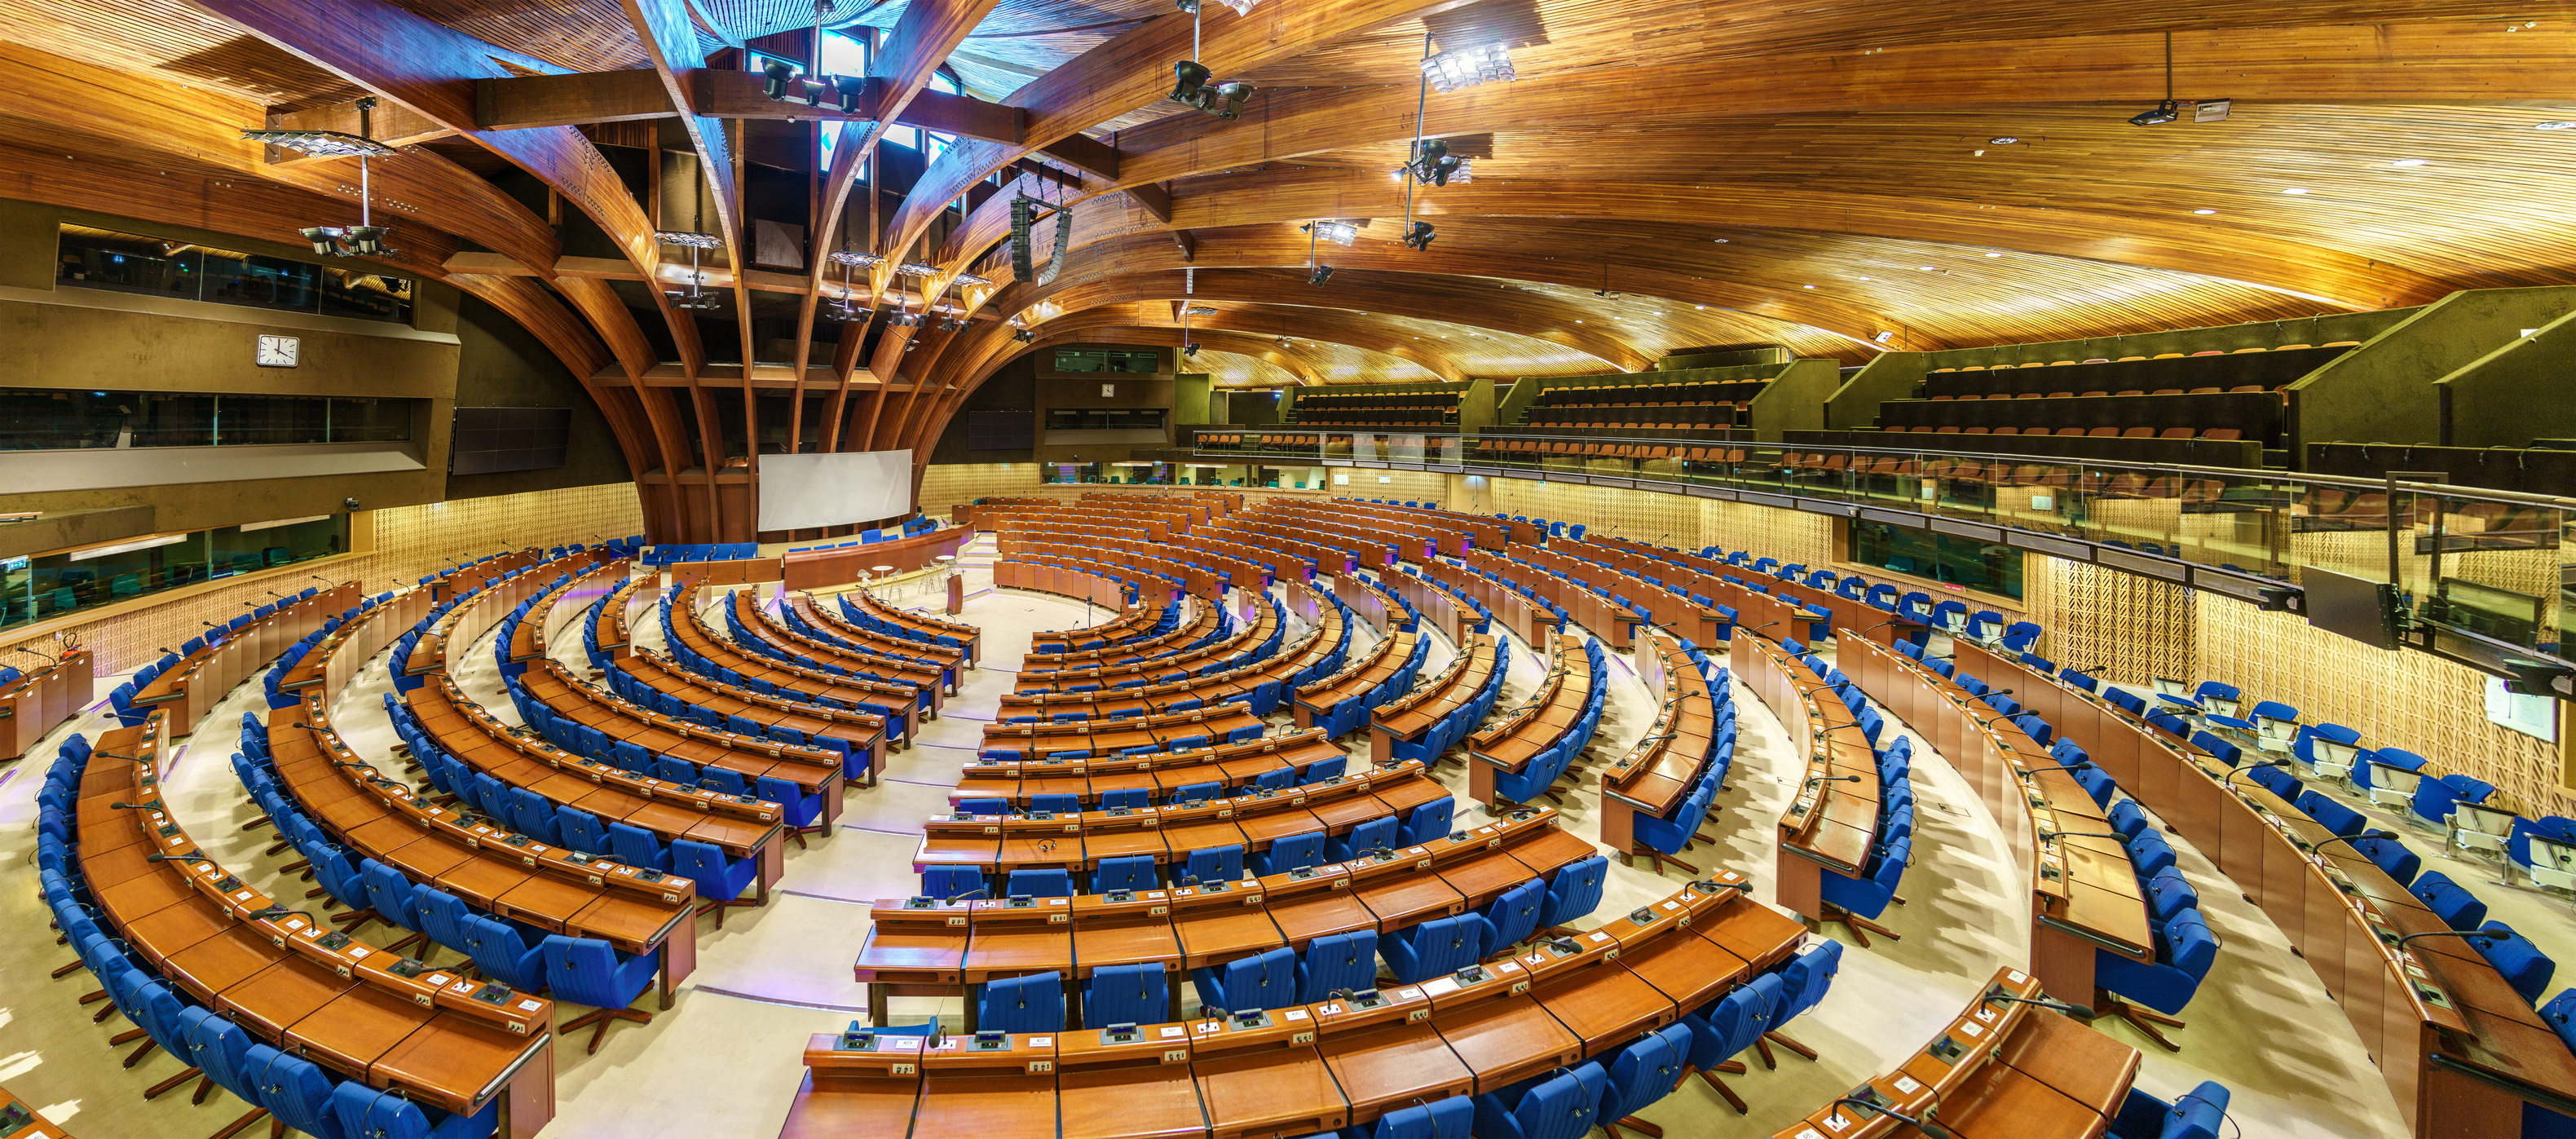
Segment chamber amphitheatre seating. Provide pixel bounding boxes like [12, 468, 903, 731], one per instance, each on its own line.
[661, 580, 925, 746]
[1290, 387, 1460, 428]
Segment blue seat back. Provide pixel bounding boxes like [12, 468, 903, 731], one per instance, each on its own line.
[1091, 856, 1158, 894]
[1298, 930, 1380, 1003]
[1004, 867, 1074, 898]
[1084, 964, 1169, 1027]
[979, 970, 1066, 1032]
[1541, 856, 1608, 929]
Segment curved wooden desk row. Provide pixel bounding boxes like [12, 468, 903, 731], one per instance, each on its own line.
[1599, 636, 1727, 856]
[811, 870, 1803, 1139]
[78, 713, 558, 1137]
[779, 526, 973, 591]
[507, 558, 629, 669]
[957, 728, 1344, 806]
[1834, 633, 2153, 1004]
[1200, 519, 1358, 576]
[1023, 599, 1217, 672]
[1174, 531, 1314, 587]
[1511, 543, 1731, 650]
[879, 804, 1598, 1005]
[993, 510, 1186, 543]
[1943, 642, 2576, 1138]
[1322, 500, 1524, 550]
[1767, 965, 2142, 1139]
[1587, 538, 1927, 651]
[410, 669, 796, 872]
[1246, 508, 1423, 567]
[135, 585, 358, 735]
[1468, 634, 1595, 806]
[1458, 550, 1638, 650]
[787, 594, 969, 688]
[976, 704, 1268, 761]
[994, 601, 1322, 725]
[914, 762, 1458, 880]
[1257, 500, 1482, 561]
[608, 647, 886, 786]
[2, 647, 95, 761]
[1384, 567, 1482, 648]
[1736, 635, 1882, 916]
[1426, 557, 1563, 649]
[1003, 545, 1216, 605]
[429, 549, 543, 606]
[1291, 627, 1419, 733]
[1367, 634, 1502, 766]
[837, 588, 983, 668]
[1010, 597, 1278, 696]
[732, 592, 947, 712]
[660, 581, 924, 745]
[269, 619, 697, 1004]
[283, 590, 432, 700]
[408, 550, 616, 678]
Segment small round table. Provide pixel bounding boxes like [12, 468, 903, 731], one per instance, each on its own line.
[870, 564, 896, 585]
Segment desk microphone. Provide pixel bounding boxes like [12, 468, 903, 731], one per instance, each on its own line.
[1824, 1098, 1956, 1139]
[1744, 622, 1778, 637]
[1982, 992, 2098, 1020]
[2392, 929, 2509, 953]
[2064, 665, 2106, 676]
[266, 590, 291, 600]
[147, 851, 218, 867]
[2308, 829, 2399, 859]
[2038, 829, 2128, 845]
[1860, 620, 1899, 634]
[1977, 713, 2024, 731]
[108, 799, 165, 812]
[2015, 760, 2096, 776]
[243, 601, 262, 608]
[15, 646, 59, 664]
[1803, 775, 1864, 788]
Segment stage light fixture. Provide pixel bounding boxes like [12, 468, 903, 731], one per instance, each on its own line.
[1401, 221, 1436, 250]
[952, 270, 993, 286]
[1301, 221, 1358, 245]
[1309, 265, 1334, 285]
[1171, 60, 1213, 104]
[940, 316, 964, 331]
[656, 231, 725, 311]
[896, 261, 942, 278]
[1420, 45, 1514, 94]
[255, 98, 403, 259]
[1205, 81, 1253, 119]
[344, 226, 395, 256]
[827, 250, 885, 267]
[1407, 139, 1465, 186]
[763, 59, 798, 100]
[2128, 100, 2180, 126]
[1014, 329, 1036, 343]
[830, 75, 867, 115]
[301, 227, 342, 255]
[1184, 342, 1202, 355]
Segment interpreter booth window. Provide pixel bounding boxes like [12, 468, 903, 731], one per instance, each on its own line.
[1847, 519, 2023, 600]
[0, 514, 350, 632]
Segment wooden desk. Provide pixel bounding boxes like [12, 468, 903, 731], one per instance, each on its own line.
[0, 647, 91, 761]
[1467, 634, 1589, 806]
[663, 581, 922, 747]
[1599, 634, 1721, 859]
[838, 587, 982, 668]
[135, 585, 354, 735]
[0, 1083, 69, 1137]
[1368, 634, 1498, 766]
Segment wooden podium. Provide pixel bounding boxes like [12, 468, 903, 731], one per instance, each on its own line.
[1, 647, 93, 761]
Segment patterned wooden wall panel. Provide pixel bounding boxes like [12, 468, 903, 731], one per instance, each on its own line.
[2195, 592, 2572, 816]
[918, 462, 1048, 517]
[0, 483, 642, 679]
[1488, 477, 1702, 550]
[2019, 555, 2198, 685]
[1700, 499, 1831, 568]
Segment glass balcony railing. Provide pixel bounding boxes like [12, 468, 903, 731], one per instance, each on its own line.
[1188, 430, 2574, 673]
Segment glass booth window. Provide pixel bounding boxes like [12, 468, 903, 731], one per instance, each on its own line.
[57, 225, 413, 324]
[0, 515, 350, 634]
[1847, 519, 2023, 600]
[0, 389, 411, 452]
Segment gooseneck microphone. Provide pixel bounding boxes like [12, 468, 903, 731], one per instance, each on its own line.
[2309, 829, 2399, 859]
[1803, 775, 1864, 788]
[1824, 1098, 1956, 1139]
[1983, 993, 2097, 1020]
[2039, 829, 2130, 844]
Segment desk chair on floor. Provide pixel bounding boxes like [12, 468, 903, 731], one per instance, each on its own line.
[1298, 931, 1380, 1003]
[1759, 942, 1840, 1066]
[1680, 975, 1778, 1115]
[979, 970, 1065, 1032]
[1193, 947, 1296, 1014]
[673, 839, 760, 928]
[1596, 1022, 1696, 1139]
[1357, 1096, 1473, 1139]
[1538, 856, 1608, 936]
[2107, 1080, 2231, 1139]
[2094, 907, 2218, 1051]
[1470, 1062, 1605, 1139]
[1084, 964, 1171, 1027]
[329, 1081, 500, 1139]
[541, 935, 658, 1053]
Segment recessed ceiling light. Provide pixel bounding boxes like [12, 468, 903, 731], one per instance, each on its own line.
[1988, 136, 2018, 144]
[1856, 276, 1870, 281]
[2538, 121, 2576, 130]
[1918, 265, 1935, 271]
[2282, 187, 2309, 195]
[1694, 304, 1706, 309]
[1802, 285, 1815, 289]
[1653, 311, 1666, 316]
[1983, 251, 2002, 257]
[2392, 158, 2428, 167]
[1712, 238, 1728, 243]
[2193, 208, 2218, 214]
[1575, 320, 1583, 323]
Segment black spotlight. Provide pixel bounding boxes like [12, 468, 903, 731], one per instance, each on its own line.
[763, 59, 797, 101]
[345, 226, 395, 255]
[2128, 99, 2180, 126]
[300, 227, 342, 255]
[1308, 265, 1334, 285]
[1408, 139, 1462, 186]
[1171, 60, 1212, 105]
[1206, 81, 1253, 120]
[1401, 222, 1435, 251]
[1184, 342, 1202, 355]
[831, 75, 866, 115]
[1013, 329, 1035, 343]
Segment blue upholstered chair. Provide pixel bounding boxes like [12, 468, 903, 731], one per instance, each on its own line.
[1470, 1062, 1606, 1139]
[1004, 867, 1074, 898]
[1365, 1096, 1474, 1139]
[358, 859, 429, 957]
[1476, 877, 1546, 951]
[1328, 816, 1397, 863]
[2107, 1080, 2231, 1139]
[1092, 856, 1158, 894]
[540, 935, 659, 1053]
[459, 913, 549, 992]
[2472, 921, 2556, 1004]
[1540, 856, 1607, 931]
[1297, 931, 1380, 1003]
[1083, 964, 1169, 1027]
[2411, 871, 2488, 930]
[672, 838, 759, 928]
[1185, 844, 1246, 885]
[1681, 976, 1776, 1114]
[1386, 913, 1483, 984]
[1252, 831, 1326, 877]
[1192, 947, 1297, 1014]
[329, 1081, 500, 1139]
[2095, 907, 2220, 1051]
[980, 971, 1066, 1032]
[247, 1043, 346, 1139]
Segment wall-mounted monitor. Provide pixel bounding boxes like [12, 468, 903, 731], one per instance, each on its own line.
[2302, 567, 2402, 650]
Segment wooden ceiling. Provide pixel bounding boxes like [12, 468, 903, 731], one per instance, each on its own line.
[5, 0, 2576, 517]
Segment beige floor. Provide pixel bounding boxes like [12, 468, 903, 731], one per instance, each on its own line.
[0, 531, 2559, 1137]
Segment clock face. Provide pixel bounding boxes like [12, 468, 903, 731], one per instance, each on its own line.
[257, 334, 300, 368]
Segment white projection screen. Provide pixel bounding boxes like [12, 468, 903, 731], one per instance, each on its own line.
[757, 450, 914, 531]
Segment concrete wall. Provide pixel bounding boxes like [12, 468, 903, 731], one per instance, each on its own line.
[1746, 358, 1844, 440]
[2291, 286, 2576, 455]
[1824, 351, 1929, 430]
[2437, 305, 2576, 448]
[445, 292, 633, 499]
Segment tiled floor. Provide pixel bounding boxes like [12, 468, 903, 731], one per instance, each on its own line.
[2, 533, 2561, 1137]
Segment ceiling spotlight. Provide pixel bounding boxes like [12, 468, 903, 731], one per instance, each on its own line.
[2392, 158, 2428, 167]
[344, 226, 395, 256]
[2538, 120, 2576, 130]
[1988, 136, 2019, 145]
[1182, 305, 1217, 316]
[1407, 139, 1464, 186]
[1309, 265, 1334, 286]
[1421, 45, 1514, 94]
[762, 58, 798, 100]
[2128, 100, 2180, 126]
[301, 227, 343, 256]
[668, 290, 721, 311]
[952, 270, 992, 286]
[1013, 328, 1035, 343]
[1401, 221, 1436, 251]
[889, 311, 924, 327]
[1184, 342, 1202, 355]
[1171, 60, 1211, 104]
[1301, 221, 1358, 245]
[1277, 335, 1293, 347]
[827, 249, 885, 267]
[895, 260, 942, 277]
[2281, 187, 2309, 195]
[2192, 208, 2218, 214]
[1983, 250, 2003, 256]
[258, 98, 401, 260]
[657, 231, 724, 311]
[939, 316, 964, 331]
